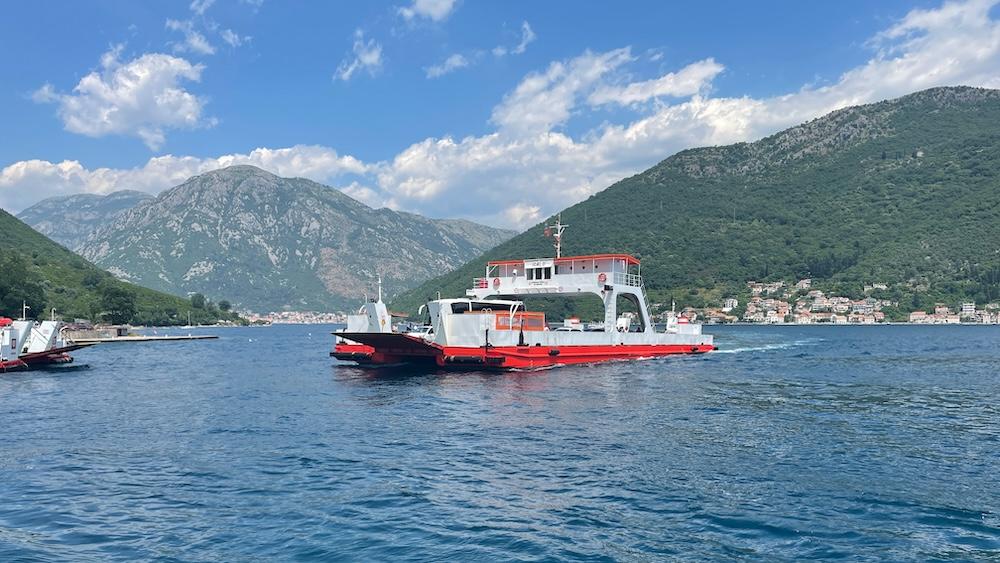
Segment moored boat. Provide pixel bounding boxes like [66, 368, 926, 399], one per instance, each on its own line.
[0, 316, 97, 372]
[332, 218, 715, 369]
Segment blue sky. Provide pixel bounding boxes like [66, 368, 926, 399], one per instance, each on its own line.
[2, 0, 999, 226]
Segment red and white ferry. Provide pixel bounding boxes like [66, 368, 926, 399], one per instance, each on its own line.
[1, 315, 95, 373]
[332, 217, 714, 369]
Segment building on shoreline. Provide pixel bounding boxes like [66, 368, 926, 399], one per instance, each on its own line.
[244, 311, 347, 324]
[716, 282, 1000, 325]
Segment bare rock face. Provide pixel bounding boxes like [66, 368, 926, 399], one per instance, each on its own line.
[18, 190, 153, 248]
[77, 165, 515, 311]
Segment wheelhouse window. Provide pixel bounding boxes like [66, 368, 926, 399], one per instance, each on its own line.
[452, 301, 524, 314]
[527, 267, 552, 281]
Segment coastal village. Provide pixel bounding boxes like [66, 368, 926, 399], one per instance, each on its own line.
[670, 279, 1000, 325]
[240, 277, 1000, 326]
[244, 311, 346, 325]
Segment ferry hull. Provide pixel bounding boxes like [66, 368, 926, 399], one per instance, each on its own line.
[20, 343, 95, 367]
[333, 333, 715, 370]
[1, 358, 28, 372]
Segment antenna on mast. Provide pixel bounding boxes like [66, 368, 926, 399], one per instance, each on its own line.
[544, 213, 568, 258]
[377, 274, 383, 303]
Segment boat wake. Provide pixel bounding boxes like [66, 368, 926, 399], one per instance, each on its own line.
[714, 339, 821, 355]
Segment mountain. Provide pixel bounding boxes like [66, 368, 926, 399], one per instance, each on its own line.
[18, 190, 152, 249]
[393, 86, 1000, 315]
[78, 166, 516, 312]
[0, 208, 240, 325]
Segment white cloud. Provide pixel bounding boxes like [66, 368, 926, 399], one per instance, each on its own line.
[335, 30, 383, 81]
[32, 46, 211, 150]
[166, 19, 216, 56]
[490, 48, 632, 134]
[190, 0, 215, 16]
[426, 53, 469, 78]
[398, 0, 458, 22]
[503, 203, 541, 225]
[1, 146, 370, 213]
[370, 0, 1000, 227]
[588, 58, 724, 106]
[10, 0, 1000, 229]
[220, 28, 251, 47]
[513, 21, 536, 55]
[339, 181, 385, 208]
[493, 21, 536, 57]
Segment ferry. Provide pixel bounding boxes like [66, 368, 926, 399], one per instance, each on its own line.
[0, 315, 96, 372]
[332, 217, 715, 370]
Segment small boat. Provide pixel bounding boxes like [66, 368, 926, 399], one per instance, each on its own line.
[1, 317, 97, 372]
[332, 217, 715, 370]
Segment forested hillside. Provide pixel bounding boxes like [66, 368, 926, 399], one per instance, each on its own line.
[394, 87, 1000, 315]
[0, 208, 241, 325]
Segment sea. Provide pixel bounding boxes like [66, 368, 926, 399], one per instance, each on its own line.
[0, 324, 998, 561]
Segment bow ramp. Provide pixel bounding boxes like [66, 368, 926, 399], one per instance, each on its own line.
[331, 332, 442, 364]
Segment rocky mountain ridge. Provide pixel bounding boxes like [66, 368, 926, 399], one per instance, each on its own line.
[17, 190, 153, 248]
[77, 166, 515, 311]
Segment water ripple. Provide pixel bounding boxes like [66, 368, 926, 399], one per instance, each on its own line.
[0, 325, 998, 560]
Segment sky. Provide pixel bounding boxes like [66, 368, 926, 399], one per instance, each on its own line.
[2, 0, 1000, 228]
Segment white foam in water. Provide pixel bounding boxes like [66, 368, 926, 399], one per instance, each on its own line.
[715, 339, 820, 354]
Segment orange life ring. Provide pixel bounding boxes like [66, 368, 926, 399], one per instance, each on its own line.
[597, 272, 607, 284]
[493, 277, 501, 289]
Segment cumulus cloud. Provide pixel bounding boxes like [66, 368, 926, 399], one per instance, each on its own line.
[490, 48, 632, 134]
[9, 0, 1000, 228]
[32, 46, 211, 150]
[335, 30, 383, 81]
[398, 0, 458, 22]
[0, 146, 369, 213]
[426, 53, 469, 78]
[492, 21, 536, 57]
[166, 19, 216, 55]
[503, 203, 541, 225]
[588, 58, 724, 106]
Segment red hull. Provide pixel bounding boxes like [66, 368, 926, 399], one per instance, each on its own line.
[333, 334, 714, 370]
[19, 343, 94, 367]
[1, 358, 28, 373]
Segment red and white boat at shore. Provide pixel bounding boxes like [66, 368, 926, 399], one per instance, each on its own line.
[1, 316, 96, 373]
[332, 217, 715, 370]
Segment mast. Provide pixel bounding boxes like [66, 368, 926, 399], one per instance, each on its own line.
[20, 301, 29, 321]
[544, 213, 568, 258]
[377, 274, 383, 303]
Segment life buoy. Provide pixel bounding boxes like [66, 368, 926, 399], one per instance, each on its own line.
[493, 277, 501, 289]
[597, 272, 607, 284]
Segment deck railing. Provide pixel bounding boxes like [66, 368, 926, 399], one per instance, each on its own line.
[613, 272, 643, 287]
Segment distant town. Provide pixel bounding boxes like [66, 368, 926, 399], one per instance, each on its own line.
[241, 277, 1000, 326]
[244, 311, 347, 325]
[665, 279, 1000, 325]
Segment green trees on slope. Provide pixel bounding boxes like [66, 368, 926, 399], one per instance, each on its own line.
[392, 87, 1000, 315]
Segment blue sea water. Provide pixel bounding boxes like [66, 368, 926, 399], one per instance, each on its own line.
[0, 324, 998, 561]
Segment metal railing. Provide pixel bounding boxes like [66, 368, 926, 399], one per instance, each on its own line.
[613, 272, 643, 287]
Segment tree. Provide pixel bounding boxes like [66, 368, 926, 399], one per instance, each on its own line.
[0, 251, 46, 318]
[82, 270, 104, 289]
[190, 293, 206, 309]
[99, 281, 137, 325]
[218, 300, 232, 312]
